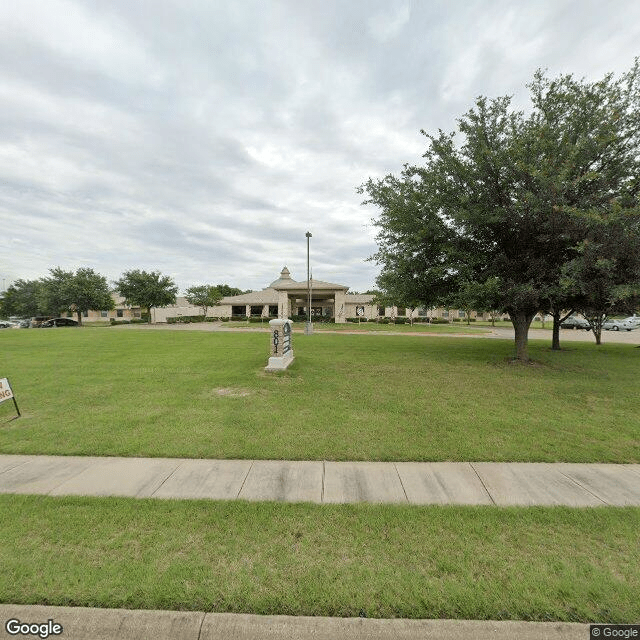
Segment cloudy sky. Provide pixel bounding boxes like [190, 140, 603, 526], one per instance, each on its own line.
[1, 0, 638, 293]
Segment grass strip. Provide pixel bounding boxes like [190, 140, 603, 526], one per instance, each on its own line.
[0, 495, 637, 622]
[1, 329, 638, 461]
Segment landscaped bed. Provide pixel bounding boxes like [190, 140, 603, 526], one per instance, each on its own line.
[1, 328, 638, 462]
[0, 495, 637, 623]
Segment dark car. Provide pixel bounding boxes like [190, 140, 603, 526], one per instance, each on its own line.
[40, 318, 79, 327]
[560, 315, 591, 330]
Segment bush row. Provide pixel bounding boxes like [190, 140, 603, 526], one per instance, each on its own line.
[162, 315, 482, 326]
[109, 318, 148, 325]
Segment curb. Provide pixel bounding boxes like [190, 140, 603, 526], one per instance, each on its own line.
[0, 605, 590, 640]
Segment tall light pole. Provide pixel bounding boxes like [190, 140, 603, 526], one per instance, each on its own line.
[305, 231, 313, 335]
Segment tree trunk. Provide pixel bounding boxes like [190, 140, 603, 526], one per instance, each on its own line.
[76, 310, 82, 326]
[592, 317, 603, 345]
[509, 311, 535, 361]
[551, 308, 573, 351]
[551, 311, 561, 350]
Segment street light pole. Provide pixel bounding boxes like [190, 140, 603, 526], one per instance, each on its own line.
[305, 231, 313, 335]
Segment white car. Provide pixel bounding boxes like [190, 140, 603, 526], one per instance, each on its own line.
[603, 319, 636, 331]
[622, 316, 640, 327]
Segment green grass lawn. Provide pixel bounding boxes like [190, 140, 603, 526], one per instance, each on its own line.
[1, 327, 638, 461]
[288, 321, 490, 333]
[1, 495, 637, 622]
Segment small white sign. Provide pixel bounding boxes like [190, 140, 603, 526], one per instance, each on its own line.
[0, 378, 14, 403]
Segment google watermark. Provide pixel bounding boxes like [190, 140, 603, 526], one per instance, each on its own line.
[5, 618, 63, 638]
[591, 625, 640, 639]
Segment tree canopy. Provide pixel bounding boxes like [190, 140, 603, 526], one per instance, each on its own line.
[40, 267, 113, 324]
[115, 270, 178, 323]
[185, 285, 222, 317]
[0, 279, 44, 318]
[361, 62, 640, 360]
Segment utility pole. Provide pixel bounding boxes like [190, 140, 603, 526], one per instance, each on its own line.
[305, 231, 313, 335]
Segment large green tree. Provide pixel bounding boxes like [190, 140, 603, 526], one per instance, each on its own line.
[185, 285, 222, 317]
[40, 267, 114, 325]
[0, 279, 44, 318]
[115, 270, 177, 323]
[361, 62, 640, 361]
[562, 204, 640, 344]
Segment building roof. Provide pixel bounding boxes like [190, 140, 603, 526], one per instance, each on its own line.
[272, 277, 348, 292]
[268, 266, 298, 288]
[218, 268, 350, 305]
[220, 289, 279, 304]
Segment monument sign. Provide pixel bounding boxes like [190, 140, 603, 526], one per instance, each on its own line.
[265, 318, 294, 371]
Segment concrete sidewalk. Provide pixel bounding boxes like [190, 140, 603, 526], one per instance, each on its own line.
[1, 454, 639, 506]
[0, 604, 590, 639]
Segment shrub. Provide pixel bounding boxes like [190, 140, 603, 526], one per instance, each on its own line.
[205, 317, 218, 322]
[221, 317, 230, 322]
[453, 318, 461, 322]
[395, 317, 406, 324]
[249, 317, 265, 323]
[346, 317, 360, 323]
[379, 318, 390, 324]
[430, 317, 449, 324]
[230, 315, 246, 322]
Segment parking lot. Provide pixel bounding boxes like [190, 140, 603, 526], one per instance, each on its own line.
[491, 326, 640, 345]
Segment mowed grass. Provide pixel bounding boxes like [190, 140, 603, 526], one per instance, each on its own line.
[225, 320, 491, 333]
[1, 327, 638, 461]
[0, 495, 638, 622]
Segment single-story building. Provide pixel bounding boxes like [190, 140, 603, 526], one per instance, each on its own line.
[61, 295, 143, 323]
[153, 267, 512, 324]
[64, 267, 522, 324]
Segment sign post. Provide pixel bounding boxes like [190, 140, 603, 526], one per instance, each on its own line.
[265, 318, 294, 372]
[0, 378, 20, 419]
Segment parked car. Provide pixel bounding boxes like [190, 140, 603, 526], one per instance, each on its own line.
[40, 318, 79, 328]
[622, 315, 640, 328]
[0, 321, 13, 329]
[603, 319, 636, 331]
[560, 315, 591, 330]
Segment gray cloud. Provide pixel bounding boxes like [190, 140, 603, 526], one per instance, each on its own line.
[1, 0, 639, 294]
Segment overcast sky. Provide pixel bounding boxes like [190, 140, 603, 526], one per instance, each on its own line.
[1, 0, 638, 293]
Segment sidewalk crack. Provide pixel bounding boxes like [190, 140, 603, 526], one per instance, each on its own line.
[196, 612, 206, 640]
[557, 469, 608, 505]
[237, 460, 254, 498]
[394, 463, 409, 504]
[469, 463, 496, 505]
[149, 461, 184, 497]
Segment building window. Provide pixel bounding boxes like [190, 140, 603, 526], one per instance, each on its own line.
[458, 310, 466, 318]
[377, 306, 385, 316]
[117, 309, 124, 318]
[442, 310, 449, 318]
[82, 310, 88, 318]
[397, 307, 406, 316]
[232, 306, 245, 316]
[269, 305, 278, 317]
[250, 305, 262, 316]
[100, 310, 108, 318]
[133, 310, 141, 318]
